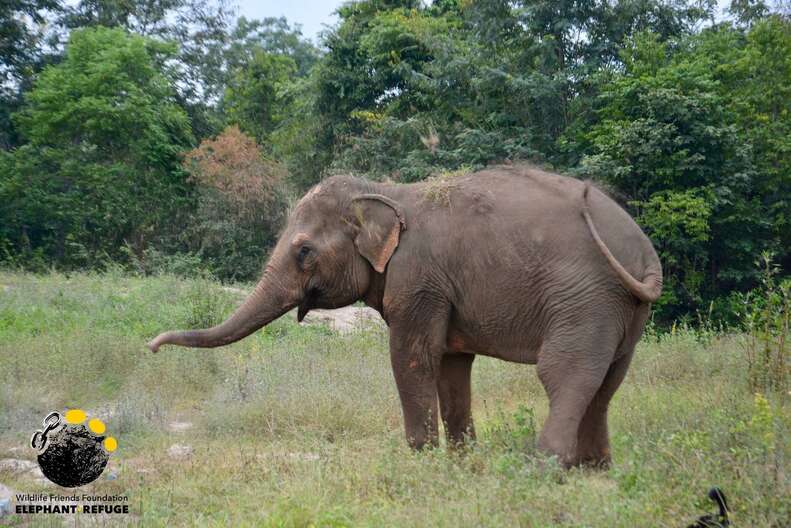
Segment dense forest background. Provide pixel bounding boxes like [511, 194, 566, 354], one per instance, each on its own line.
[1, 0, 789, 324]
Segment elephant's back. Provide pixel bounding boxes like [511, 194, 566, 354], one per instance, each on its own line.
[420, 165, 647, 318]
[459, 164, 653, 279]
[401, 163, 655, 290]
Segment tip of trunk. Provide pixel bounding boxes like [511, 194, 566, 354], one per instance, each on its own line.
[147, 334, 168, 353]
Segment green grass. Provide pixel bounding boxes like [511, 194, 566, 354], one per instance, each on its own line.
[0, 271, 788, 526]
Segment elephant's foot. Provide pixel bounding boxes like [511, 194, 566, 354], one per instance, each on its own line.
[538, 431, 580, 469]
[408, 433, 439, 451]
[443, 426, 475, 451]
[536, 442, 610, 469]
[574, 446, 612, 469]
[575, 419, 612, 469]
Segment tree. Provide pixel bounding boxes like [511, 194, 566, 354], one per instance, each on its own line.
[1, 0, 62, 149]
[1, 0, 61, 83]
[579, 22, 790, 322]
[182, 126, 288, 280]
[226, 16, 320, 76]
[1, 27, 193, 268]
[222, 51, 297, 148]
[61, 0, 236, 138]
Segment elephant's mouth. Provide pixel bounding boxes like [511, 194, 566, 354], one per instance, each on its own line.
[297, 287, 320, 322]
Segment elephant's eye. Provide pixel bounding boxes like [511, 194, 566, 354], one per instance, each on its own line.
[297, 245, 311, 263]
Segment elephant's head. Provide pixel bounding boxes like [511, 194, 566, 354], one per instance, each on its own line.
[147, 176, 405, 353]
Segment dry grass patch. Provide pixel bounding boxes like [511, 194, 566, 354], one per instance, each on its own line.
[422, 166, 472, 206]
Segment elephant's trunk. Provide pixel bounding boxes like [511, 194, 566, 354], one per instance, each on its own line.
[147, 268, 295, 353]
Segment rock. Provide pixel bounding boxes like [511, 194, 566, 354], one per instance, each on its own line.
[257, 452, 320, 462]
[0, 483, 13, 500]
[0, 483, 14, 517]
[0, 458, 37, 473]
[301, 306, 384, 334]
[167, 421, 193, 433]
[167, 444, 193, 460]
[221, 286, 248, 297]
[287, 452, 320, 462]
[105, 470, 118, 481]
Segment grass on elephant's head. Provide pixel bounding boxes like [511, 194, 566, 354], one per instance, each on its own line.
[422, 166, 472, 206]
[0, 271, 789, 527]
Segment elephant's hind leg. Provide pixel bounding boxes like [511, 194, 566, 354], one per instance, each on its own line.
[575, 351, 633, 467]
[437, 353, 476, 446]
[576, 302, 650, 467]
[536, 327, 620, 468]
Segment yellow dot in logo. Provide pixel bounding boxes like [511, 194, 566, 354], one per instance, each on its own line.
[64, 409, 86, 424]
[103, 437, 117, 452]
[88, 418, 106, 434]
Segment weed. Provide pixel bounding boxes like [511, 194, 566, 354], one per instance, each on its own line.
[421, 166, 472, 206]
[486, 404, 537, 453]
[741, 252, 789, 395]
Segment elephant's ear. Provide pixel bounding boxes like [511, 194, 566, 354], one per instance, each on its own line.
[350, 194, 407, 274]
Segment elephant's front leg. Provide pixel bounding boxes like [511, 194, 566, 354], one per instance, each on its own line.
[388, 311, 451, 450]
[391, 357, 439, 449]
[437, 353, 475, 446]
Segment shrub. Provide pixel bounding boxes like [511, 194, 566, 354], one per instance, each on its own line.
[741, 252, 789, 395]
[182, 126, 290, 281]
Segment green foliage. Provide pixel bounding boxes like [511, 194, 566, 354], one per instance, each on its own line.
[226, 16, 320, 77]
[486, 404, 538, 454]
[0, 0, 61, 84]
[295, 0, 720, 187]
[0, 27, 193, 269]
[741, 252, 790, 395]
[580, 21, 790, 322]
[1, 1, 789, 324]
[1, 0, 62, 150]
[61, 0, 237, 103]
[634, 189, 713, 313]
[182, 274, 237, 329]
[223, 51, 298, 148]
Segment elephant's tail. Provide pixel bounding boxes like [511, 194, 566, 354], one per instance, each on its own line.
[581, 182, 663, 303]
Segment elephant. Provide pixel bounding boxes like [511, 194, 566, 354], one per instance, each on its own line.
[148, 164, 662, 468]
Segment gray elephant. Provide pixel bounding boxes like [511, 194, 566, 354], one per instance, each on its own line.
[148, 164, 662, 468]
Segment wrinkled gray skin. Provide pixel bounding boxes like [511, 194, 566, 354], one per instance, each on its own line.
[148, 164, 662, 468]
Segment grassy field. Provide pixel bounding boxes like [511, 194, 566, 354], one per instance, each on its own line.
[0, 271, 789, 526]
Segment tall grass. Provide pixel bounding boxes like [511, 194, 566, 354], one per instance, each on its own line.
[741, 252, 790, 395]
[0, 271, 788, 526]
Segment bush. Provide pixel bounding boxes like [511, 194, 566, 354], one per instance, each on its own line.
[181, 126, 290, 281]
[741, 252, 790, 395]
[0, 27, 193, 270]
